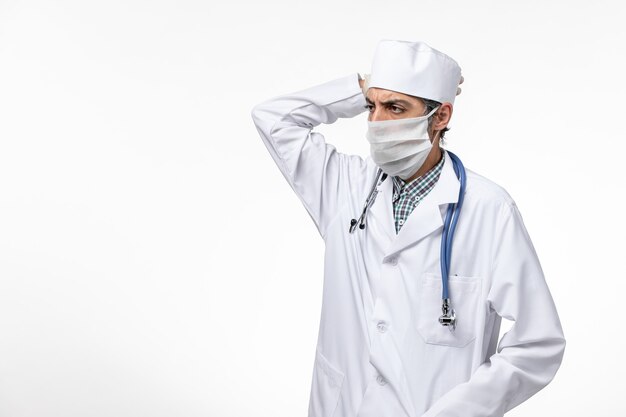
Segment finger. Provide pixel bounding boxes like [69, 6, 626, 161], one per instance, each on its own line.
[459, 75, 464, 85]
[456, 87, 462, 96]
[362, 73, 371, 94]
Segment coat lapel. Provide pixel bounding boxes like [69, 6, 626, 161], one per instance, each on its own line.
[384, 150, 461, 258]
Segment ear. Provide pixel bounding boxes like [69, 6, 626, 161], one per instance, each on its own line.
[432, 102, 452, 131]
[433, 103, 453, 131]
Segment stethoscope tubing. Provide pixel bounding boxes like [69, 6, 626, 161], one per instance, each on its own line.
[440, 150, 466, 301]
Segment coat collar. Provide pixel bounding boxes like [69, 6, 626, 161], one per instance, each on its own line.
[367, 150, 461, 259]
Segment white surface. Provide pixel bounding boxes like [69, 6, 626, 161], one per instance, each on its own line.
[0, 0, 624, 416]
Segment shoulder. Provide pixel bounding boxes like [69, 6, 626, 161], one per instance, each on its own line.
[461, 167, 528, 241]
[463, 167, 516, 211]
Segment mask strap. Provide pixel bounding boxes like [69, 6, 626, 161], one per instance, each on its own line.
[428, 106, 442, 140]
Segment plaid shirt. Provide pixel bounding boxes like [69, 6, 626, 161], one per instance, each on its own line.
[391, 153, 445, 234]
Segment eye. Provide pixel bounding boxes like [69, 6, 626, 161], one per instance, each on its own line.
[364, 104, 374, 112]
[389, 105, 404, 114]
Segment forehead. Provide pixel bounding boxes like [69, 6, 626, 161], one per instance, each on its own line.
[365, 87, 422, 105]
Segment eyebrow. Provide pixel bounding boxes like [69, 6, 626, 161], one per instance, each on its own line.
[365, 97, 414, 107]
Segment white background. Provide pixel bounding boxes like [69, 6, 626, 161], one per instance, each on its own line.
[1, 0, 625, 416]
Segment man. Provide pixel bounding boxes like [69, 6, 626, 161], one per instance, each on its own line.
[250, 39, 565, 417]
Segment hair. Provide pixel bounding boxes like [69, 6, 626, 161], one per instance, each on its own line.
[421, 97, 449, 145]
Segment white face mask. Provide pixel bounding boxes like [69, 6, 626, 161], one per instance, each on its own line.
[365, 106, 439, 180]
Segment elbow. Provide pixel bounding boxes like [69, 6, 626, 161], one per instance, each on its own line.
[250, 102, 284, 152]
[541, 334, 566, 375]
[555, 334, 566, 372]
[550, 323, 567, 371]
[535, 335, 567, 389]
[250, 102, 280, 137]
[250, 101, 276, 126]
[504, 333, 567, 393]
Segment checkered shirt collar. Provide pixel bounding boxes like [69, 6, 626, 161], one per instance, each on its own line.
[391, 152, 445, 199]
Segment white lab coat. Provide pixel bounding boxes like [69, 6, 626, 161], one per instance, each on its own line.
[251, 73, 565, 417]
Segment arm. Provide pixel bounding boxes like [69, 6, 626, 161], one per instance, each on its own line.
[251, 73, 368, 239]
[422, 202, 566, 417]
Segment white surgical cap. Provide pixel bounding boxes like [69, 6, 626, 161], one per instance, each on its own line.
[367, 39, 462, 105]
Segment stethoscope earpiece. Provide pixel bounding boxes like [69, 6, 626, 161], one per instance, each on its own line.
[348, 169, 386, 234]
[349, 218, 359, 233]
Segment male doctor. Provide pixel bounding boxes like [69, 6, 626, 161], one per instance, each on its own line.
[250, 40, 565, 417]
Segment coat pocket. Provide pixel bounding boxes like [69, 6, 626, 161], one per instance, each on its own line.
[308, 348, 345, 417]
[414, 273, 482, 348]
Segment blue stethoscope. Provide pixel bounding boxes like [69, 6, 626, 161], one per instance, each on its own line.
[349, 150, 466, 331]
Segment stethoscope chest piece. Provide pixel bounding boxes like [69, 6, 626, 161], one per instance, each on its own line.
[438, 298, 456, 331]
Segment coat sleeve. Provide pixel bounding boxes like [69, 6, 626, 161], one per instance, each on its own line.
[250, 73, 369, 239]
[422, 201, 566, 417]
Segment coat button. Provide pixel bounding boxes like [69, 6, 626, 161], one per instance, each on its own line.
[387, 257, 398, 265]
[376, 375, 387, 385]
[377, 320, 387, 333]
